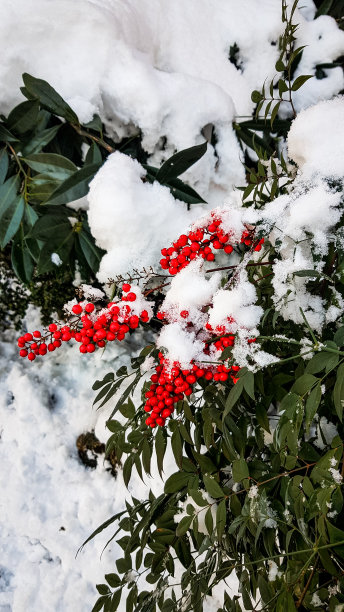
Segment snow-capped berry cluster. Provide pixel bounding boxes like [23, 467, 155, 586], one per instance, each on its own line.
[144, 352, 241, 428]
[160, 212, 264, 275]
[17, 284, 152, 361]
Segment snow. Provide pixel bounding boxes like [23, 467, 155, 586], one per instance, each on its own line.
[158, 323, 205, 369]
[160, 259, 221, 324]
[50, 253, 62, 266]
[87, 152, 205, 281]
[208, 268, 263, 333]
[288, 97, 344, 179]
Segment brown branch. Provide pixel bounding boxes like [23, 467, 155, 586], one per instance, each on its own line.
[207, 261, 272, 273]
[71, 124, 115, 154]
[296, 556, 319, 608]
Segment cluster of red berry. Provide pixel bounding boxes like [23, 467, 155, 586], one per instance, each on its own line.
[144, 352, 241, 428]
[160, 213, 264, 275]
[17, 285, 150, 361]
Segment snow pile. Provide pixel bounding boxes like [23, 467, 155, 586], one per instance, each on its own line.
[0, 0, 343, 210]
[208, 268, 262, 333]
[87, 152, 205, 281]
[160, 259, 221, 326]
[288, 97, 344, 180]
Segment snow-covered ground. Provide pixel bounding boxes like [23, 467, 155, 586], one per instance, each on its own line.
[1, 0, 344, 609]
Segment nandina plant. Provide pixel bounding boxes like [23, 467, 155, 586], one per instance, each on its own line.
[8, 2, 344, 610]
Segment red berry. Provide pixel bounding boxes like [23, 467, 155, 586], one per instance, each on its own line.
[62, 332, 71, 342]
[53, 340, 62, 348]
[49, 324, 57, 332]
[87, 343, 95, 353]
[48, 344, 55, 352]
[79, 345, 87, 354]
[127, 292, 136, 302]
[28, 353, 36, 361]
[85, 303, 95, 313]
[33, 331, 41, 338]
[24, 333, 33, 342]
[19, 349, 28, 357]
[122, 283, 131, 292]
[180, 310, 189, 319]
[72, 304, 83, 315]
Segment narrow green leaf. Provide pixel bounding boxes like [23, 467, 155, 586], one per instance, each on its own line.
[0, 148, 9, 184]
[0, 195, 24, 248]
[334, 363, 344, 421]
[22, 73, 79, 123]
[176, 515, 193, 537]
[43, 162, 101, 206]
[156, 142, 207, 183]
[223, 378, 244, 417]
[291, 75, 313, 91]
[232, 458, 249, 482]
[164, 472, 190, 494]
[0, 123, 18, 142]
[216, 499, 226, 539]
[203, 475, 224, 498]
[7, 100, 40, 134]
[23, 153, 77, 178]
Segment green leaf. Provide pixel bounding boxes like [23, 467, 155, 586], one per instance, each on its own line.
[291, 373, 317, 395]
[0, 194, 24, 248]
[105, 574, 121, 588]
[305, 351, 331, 374]
[0, 148, 9, 184]
[23, 153, 77, 179]
[315, 0, 334, 17]
[176, 515, 193, 537]
[78, 228, 103, 272]
[291, 75, 313, 91]
[31, 213, 72, 243]
[83, 114, 103, 133]
[216, 499, 226, 539]
[327, 522, 344, 559]
[334, 363, 344, 421]
[164, 177, 206, 204]
[155, 427, 167, 477]
[77, 510, 125, 554]
[0, 123, 19, 143]
[43, 162, 101, 206]
[171, 429, 183, 468]
[142, 438, 152, 475]
[0, 175, 21, 244]
[204, 507, 213, 535]
[164, 472, 191, 494]
[96, 584, 110, 596]
[91, 596, 107, 612]
[6, 100, 40, 134]
[334, 326, 344, 347]
[156, 142, 207, 184]
[223, 378, 244, 417]
[305, 383, 322, 432]
[11, 235, 34, 283]
[275, 60, 286, 72]
[22, 73, 79, 123]
[251, 90, 262, 103]
[22, 124, 61, 155]
[232, 458, 249, 483]
[242, 371, 255, 399]
[276, 591, 296, 611]
[85, 142, 103, 165]
[203, 475, 224, 498]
